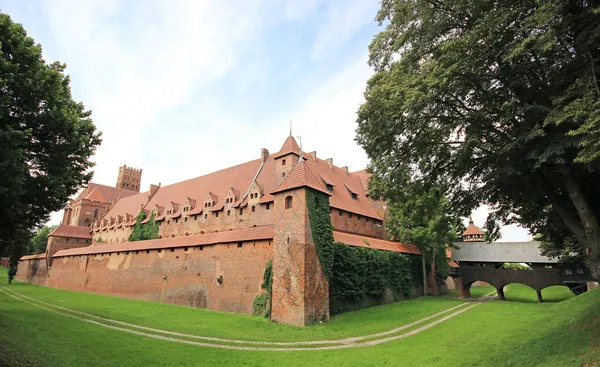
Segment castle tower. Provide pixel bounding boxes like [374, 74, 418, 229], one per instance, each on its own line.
[462, 217, 485, 242]
[116, 165, 142, 192]
[270, 158, 330, 325]
[272, 135, 301, 187]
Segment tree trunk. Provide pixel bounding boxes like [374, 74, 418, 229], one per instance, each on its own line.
[422, 247, 427, 296]
[564, 174, 600, 280]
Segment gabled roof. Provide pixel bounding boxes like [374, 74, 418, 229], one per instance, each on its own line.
[74, 183, 137, 203]
[272, 135, 301, 159]
[49, 225, 92, 239]
[20, 253, 46, 260]
[271, 159, 330, 195]
[99, 135, 384, 222]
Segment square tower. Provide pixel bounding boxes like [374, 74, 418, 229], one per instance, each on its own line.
[116, 165, 142, 192]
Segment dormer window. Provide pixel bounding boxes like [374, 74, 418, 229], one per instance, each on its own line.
[351, 193, 358, 200]
[326, 184, 334, 192]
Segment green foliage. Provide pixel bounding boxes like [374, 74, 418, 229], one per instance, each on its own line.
[328, 243, 421, 315]
[96, 237, 103, 243]
[0, 14, 101, 263]
[128, 210, 159, 242]
[500, 263, 532, 270]
[356, 0, 600, 279]
[253, 260, 272, 318]
[305, 189, 421, 314]
[29, 225, 57, 254]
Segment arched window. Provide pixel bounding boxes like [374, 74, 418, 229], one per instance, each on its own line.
[282, 159, 286, 166]
[285, 196, 293, 209]
[93, 209, 99, 219]
[84, 218, 91, 227]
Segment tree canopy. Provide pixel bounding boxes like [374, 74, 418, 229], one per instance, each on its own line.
[29, 225, 57, 255]
[356, 1, 600, 279]
[0, 14, 101, 263]
[385, 183, 462, 294]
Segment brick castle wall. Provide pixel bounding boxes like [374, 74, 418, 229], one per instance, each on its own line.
[45, 239, 272, 314]
[15, 258, 49, 285]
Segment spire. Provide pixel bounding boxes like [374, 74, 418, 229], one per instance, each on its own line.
[289, 120, 292, 137]
[273, 135, 301, 159]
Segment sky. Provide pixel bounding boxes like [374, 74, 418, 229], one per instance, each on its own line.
[2, 0, 531, 241]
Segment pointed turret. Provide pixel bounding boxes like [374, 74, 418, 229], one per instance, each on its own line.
[462, 217, 485, 242]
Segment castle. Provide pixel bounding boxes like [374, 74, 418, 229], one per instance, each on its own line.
[17, 135, 420, 326]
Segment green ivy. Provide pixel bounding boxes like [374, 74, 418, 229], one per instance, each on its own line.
[305, 189, 422, 315]
[253, 259, 272, 318]
[129, 209, 159, 242]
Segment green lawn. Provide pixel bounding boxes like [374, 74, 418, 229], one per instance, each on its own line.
[446, 285, 496, 298]
[504, 283, 575, 303]
[1, 274, 599, 366]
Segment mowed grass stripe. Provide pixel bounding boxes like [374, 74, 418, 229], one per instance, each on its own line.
[5, 281, 467, 342]
[0, 285, 473, 348]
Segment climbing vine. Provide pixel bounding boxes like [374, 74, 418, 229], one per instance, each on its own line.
[129, 209, 159, 242]
[306, 189, 422, 314]
[253, 259, 273, 318]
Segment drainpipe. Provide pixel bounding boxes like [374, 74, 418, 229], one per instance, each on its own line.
[160, 276, 168, 303]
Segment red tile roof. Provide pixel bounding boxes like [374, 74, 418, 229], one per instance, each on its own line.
[272, 135, 301, 159]
[75, 183, 137, 203]
[99, 136, 385, 223]
[20, 253, 46, 260]
[53, 225, 275, 257]
[49, 225, 92, 239]
[272, 159, 330, 195]
[333, 231, 421, 255]
[462, 222, 484, 236]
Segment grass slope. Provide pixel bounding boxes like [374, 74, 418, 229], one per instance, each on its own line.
[0, 276, 598, 366]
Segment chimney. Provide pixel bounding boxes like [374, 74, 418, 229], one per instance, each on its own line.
[149, 183, 160, 199]
[309, 151, 317, 162]
[261, 148, 269, 163]
[325, 158, 333, 170]
[341, 166, 348, 174]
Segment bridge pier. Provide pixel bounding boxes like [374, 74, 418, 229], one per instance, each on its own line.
[455, 277, 471, 298]
[497, 286, 505, 301]
[536, 290, 543, 303]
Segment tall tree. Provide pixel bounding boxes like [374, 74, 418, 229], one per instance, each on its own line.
[384, 183, 461, 295]
[0, 14, 101, 263]
[356, 1, 600, 279]
[29, 225, 57, 254]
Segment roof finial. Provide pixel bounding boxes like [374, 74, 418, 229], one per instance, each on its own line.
[289, 120, 292, 137]
[296, 135, 304, 161]
[468, 216, 474, 224]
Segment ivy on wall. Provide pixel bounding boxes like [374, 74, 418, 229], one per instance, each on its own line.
[306, 189, 422, 315]
[253, 259, 273, 318]
[128, 209, 159, 242]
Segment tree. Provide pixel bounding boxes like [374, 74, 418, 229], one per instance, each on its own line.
[356, 1, 600, 279]
[385, 183, 461, 295]
[0, 14, 101, 264]
[29, 225, 57, 254]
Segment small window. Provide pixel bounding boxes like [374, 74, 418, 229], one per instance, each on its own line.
[174, 218, 179, 224]
[358, 215, 362, 221]
[199, 246, 204, 251]
[204, 214, 208, 219]
[184, 217, 188, 222]
[266, 203, 270, 211]
[326, 184, 334, 192]
[158, 249, 162, 253]
[237, 242, 243, 248]
[285, 196, 293, 209]
[252, 206, 256, 212]
[146, 250, 150, 254]
[283, 172, 286, 177]
[339, 210, 343, 216]
[215, 212, 219, 218]
[170, 248, 174, 252]
[240, 208, 244, 216]
[348, 213, 352, 219]
[227, 210, 231, 216]
[184, 247, 188, 251]
[282, 159, 286, 166]
[351, 193, 358, 200]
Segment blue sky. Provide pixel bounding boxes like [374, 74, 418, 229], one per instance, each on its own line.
[1, 0, 530, 241]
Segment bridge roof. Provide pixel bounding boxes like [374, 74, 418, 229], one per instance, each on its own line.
[450, 241, 558, 264]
